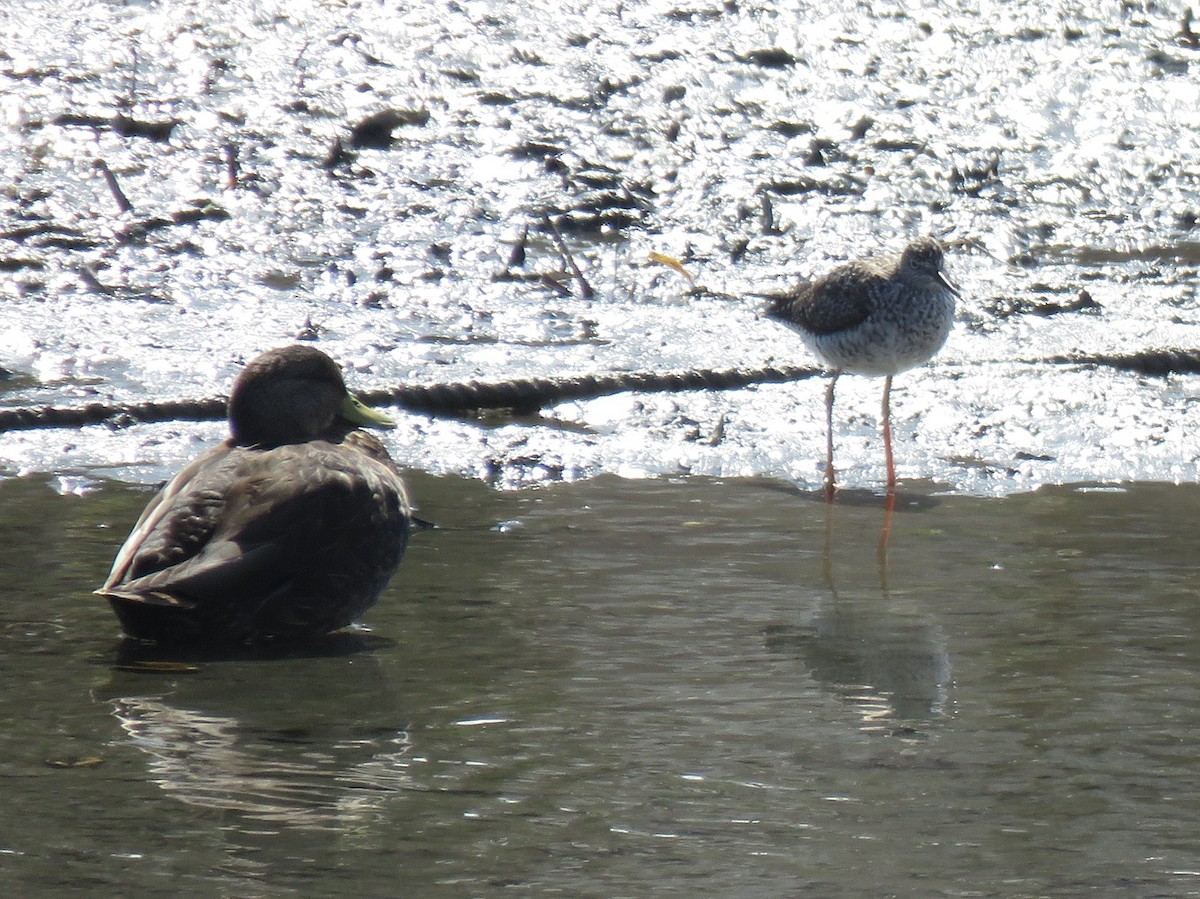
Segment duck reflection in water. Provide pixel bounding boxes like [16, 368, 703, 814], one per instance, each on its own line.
[95, 346, 412, 645]
[106, 648, 415, 831]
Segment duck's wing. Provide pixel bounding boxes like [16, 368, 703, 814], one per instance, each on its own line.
[97, 442, 408, 611]
[97, 444, 234, 600]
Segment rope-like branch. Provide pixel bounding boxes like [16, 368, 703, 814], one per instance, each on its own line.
[359, 366, 819, 414]
[0, 398, 228, 433]
[0, 365, 820, 434]
[1048, 351, 1200, 377]
[1, 351, 1194, 435]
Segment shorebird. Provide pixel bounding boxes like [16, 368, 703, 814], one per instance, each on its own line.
[764, 237, 958, 494]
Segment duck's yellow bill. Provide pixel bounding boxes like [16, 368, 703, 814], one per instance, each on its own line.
[341, 394, 396, 429]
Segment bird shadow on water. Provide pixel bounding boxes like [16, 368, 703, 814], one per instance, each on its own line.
[108, 628, 397, 668]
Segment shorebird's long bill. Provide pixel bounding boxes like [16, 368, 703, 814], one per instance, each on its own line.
[340, 394, 397, 429]
[937, 270, 961, 296]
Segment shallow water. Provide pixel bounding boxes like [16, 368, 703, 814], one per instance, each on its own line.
[4, 473, 1200, 896]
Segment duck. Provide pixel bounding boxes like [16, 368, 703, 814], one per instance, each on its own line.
[96, 345, 412, 644]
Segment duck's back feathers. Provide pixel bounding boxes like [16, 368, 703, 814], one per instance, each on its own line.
[99, 433, 410, 643]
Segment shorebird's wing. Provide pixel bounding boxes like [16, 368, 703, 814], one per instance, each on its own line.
[764, 268, 879, 336]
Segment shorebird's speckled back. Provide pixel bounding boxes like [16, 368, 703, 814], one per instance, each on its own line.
[766, 237, 958, 377]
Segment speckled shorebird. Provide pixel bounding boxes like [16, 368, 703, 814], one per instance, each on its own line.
[764, 237, 958, 493]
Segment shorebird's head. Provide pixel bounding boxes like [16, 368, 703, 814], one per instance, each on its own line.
[900, 237, 960, 296]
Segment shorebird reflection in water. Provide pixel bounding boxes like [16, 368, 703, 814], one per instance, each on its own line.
[764, 237, 958, 497]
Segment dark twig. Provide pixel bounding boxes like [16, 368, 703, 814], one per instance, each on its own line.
[52, 113, 179, 142]
[220, 143, 239, 190]
[123, 45, 140, 112]
[543, 215, 595, 298]
[538, 274, 573, 297]
[93, 159, 133, 213]
[77, 263, 116, 296]
[505, 224, 529, 271]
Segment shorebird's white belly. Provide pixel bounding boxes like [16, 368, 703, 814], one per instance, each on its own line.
[802, 287, 955, 376]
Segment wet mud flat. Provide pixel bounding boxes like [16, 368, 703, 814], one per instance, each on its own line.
[1, 0, 1200, 493]
[3, 472, 1200, 896]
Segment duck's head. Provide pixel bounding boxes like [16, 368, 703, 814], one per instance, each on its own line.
[228, 345, 395, 447]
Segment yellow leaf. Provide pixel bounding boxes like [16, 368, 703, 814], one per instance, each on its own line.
[649, 251, 694, 282]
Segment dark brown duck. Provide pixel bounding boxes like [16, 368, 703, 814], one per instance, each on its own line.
[96, 345, 412, 644]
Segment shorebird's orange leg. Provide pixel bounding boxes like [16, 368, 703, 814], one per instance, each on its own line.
[822, 371, 840, 501]
[879, 480, 896, 564]
[881, 374, 895, 489]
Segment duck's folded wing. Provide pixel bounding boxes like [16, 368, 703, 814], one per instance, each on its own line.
[97, 446, 233, 595]
[100, 539, 290, 609]
[98, 476, 306, 608]
[98, 447, 406, 610]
